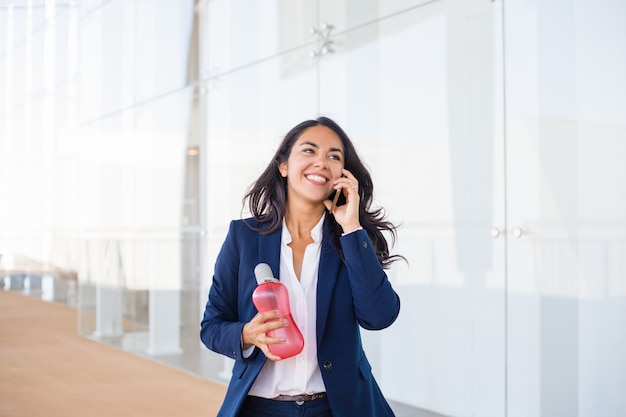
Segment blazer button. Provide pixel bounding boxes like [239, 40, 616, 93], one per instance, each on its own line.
[362, 241, 368, 248]
[323, 361, 333, 371]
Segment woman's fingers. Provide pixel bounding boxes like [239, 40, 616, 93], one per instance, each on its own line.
[243, 310, 287, 361]
[329, 169, 361, 232]
[333, 170, 358, 194]
[341, 168, 359, 189]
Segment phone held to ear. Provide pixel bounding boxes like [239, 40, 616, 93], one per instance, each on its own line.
[329, 173, 347, 212]
[329, 189, 340, 212]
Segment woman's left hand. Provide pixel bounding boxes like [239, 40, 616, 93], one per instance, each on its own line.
[324, 168, 362, 233]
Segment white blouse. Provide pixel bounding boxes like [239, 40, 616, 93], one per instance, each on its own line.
[247, 213, 327, 398]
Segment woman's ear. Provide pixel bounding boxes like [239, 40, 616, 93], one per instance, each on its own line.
[278, 162, 287, 177]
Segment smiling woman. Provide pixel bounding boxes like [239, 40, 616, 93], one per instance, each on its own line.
[242, 117, 403, 269]
[277, 125, 346, 212]
[200, 116, 405, 417]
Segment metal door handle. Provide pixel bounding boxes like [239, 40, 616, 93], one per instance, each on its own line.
[491, 227, 524, 238]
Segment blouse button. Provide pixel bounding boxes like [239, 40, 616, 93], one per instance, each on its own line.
[323, 361, 333, 371]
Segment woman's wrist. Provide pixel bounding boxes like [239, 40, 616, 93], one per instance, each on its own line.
[341, 225, 362, 235]
[241, 323, 253, 349]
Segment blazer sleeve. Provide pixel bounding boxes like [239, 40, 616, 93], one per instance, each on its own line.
[340, 229, 400, 330]
[200, 220, 253, 362]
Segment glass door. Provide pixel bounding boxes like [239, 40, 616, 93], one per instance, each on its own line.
[504, 1, 626, 416]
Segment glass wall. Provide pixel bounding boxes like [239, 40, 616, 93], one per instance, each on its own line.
[1, 1, 625, 416]
[0, 0, 198, 358]
[504, 1, 626, 416]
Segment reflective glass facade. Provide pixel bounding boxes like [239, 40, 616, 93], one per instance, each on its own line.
[1, 1, 625, 416]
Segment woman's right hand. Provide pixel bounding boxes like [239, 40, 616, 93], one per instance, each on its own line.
[242, 310, 288, 361]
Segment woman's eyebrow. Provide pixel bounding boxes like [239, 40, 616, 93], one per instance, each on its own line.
[329, 147, 344, 155]
[300, 141, 344, 155]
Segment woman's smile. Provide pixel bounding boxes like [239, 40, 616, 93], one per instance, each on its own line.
[305, 173, 329, 185]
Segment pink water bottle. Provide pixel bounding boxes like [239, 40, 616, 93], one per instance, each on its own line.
[252, 263, 304, 359]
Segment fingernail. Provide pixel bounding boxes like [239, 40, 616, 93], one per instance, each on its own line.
[279, 338, 286, 343]
[282, 319, 289, 326]
[275, 310, 283, 316]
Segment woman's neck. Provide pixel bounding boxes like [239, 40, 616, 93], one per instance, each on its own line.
[284, 203, 325, 240]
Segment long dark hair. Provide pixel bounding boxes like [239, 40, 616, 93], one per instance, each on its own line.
[243, 116, 404, 269]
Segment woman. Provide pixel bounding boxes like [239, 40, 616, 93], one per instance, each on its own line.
[201, 116, 403, 417]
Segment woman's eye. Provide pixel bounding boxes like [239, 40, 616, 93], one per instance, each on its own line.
[303, 148, 314, 154]
[329, 154, 342, 161]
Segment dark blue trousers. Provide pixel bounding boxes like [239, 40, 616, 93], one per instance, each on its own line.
[238, 396, 333, 417]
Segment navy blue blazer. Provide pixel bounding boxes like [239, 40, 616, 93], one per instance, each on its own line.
[200, 217, 400, 417]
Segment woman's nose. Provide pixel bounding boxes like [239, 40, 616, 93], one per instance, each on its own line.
[313, 156, 327, 168]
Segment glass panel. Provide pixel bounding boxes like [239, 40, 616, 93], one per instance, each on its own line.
[0, 2, 80, 307]
[0, 10, 6, 116]
[75, 85, 193, 355]
[319, 0, 446, 35]
[319, 2, 505, 416]
[0, 0, 206, 381]
[78, 0, 194, 124]
[505, 1, 626, 416]
[78, 0, 136, 121]
[135, 0, 195, 100]
[204, 54, 318, 235]
[204, 0, 317, 75]
[200, 47, 318, 382]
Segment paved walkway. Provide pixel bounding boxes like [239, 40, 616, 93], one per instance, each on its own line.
[0, 291, 226, 417]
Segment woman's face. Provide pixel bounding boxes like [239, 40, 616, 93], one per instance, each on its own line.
[279, 125, 345, 207]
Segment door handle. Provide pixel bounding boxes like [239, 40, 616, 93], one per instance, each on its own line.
[491, 227, 524, 238]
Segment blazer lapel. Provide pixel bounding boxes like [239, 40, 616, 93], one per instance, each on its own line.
[316, 219, 342, 342]
[258, 224, 282, 280]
